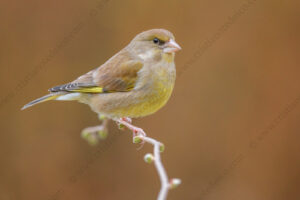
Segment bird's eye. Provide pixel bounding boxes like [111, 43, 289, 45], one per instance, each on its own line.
[153, 38, 160, 44]
[152, 38, 165, 45]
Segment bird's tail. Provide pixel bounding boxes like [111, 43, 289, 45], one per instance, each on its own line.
[21, 93, 61, 110]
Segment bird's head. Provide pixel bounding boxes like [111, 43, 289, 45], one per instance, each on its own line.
[128, 29, 181, 62]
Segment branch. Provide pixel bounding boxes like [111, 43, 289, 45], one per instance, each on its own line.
[115, 118, 181, 200]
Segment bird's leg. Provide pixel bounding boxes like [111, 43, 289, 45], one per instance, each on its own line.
[115, 118, 146, 150]
[81, 114, 109, 145]
[121, 117, 132, 124]
[115, 118, 146, 137]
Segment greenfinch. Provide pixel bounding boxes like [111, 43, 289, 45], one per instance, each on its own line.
[22, 29, 181, 134]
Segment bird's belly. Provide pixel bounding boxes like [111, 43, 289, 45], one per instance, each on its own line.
[89, 83, 174, 118]
[89, 63, 176, 118]
[128, 85, 174, 117]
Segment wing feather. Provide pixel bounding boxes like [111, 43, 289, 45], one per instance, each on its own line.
[49, 50, 143, 94]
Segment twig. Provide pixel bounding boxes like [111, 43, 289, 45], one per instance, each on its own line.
[115, 118, 181, 200]
[81, 116, 109, 145]
[142, 136, 170, 200]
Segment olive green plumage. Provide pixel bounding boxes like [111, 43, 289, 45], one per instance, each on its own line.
[22, 29, 181, 118]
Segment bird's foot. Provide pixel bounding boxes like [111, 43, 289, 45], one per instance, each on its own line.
[122, 117, 132, 124]
[81, 119, 109, 145]
[117, 118, 146, 137]
[115, 118, 146, 149]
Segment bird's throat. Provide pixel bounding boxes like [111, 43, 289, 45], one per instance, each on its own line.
[162, 53, 175, 63]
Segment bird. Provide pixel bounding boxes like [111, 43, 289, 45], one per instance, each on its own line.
[22, 29, 181, 140]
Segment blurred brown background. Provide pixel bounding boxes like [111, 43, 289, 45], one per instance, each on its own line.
[1, 0, 300, 199]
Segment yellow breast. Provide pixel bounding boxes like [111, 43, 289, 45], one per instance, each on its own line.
[120, 64, 176, 118]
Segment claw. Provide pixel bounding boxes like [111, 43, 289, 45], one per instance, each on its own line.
[133, 127, 146, 137]
[122, 117, 132, 124]
[115, 118, 147, 150]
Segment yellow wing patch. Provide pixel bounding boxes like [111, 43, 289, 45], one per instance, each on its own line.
[71, 87, 103, 93]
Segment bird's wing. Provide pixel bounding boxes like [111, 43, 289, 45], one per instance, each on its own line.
[49, 51, 143, 93]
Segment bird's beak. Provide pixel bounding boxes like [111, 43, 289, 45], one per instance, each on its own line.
[163, 39, 182, 53]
